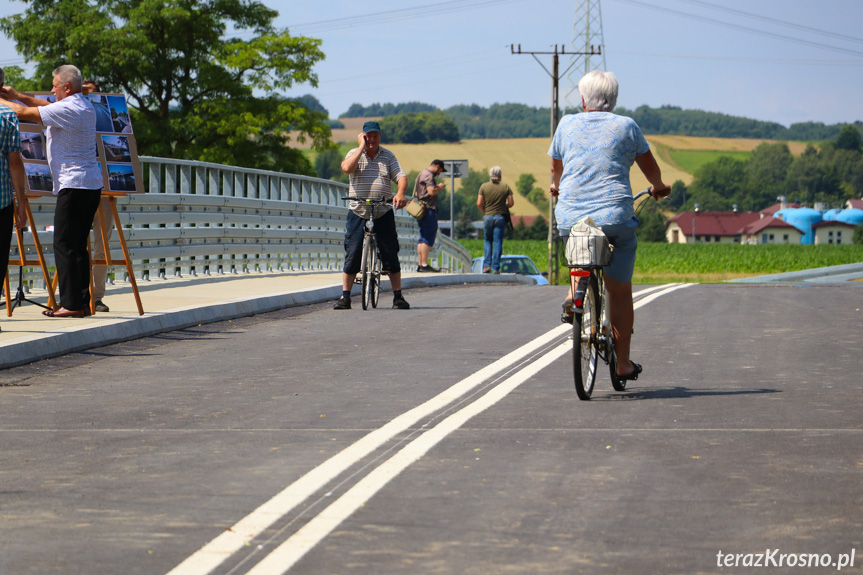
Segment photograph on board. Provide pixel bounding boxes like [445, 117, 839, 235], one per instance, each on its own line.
[106, 95, 132, 134]
[20, 131, 47, 161]
[101, 135, 131, 162]
[106, 163, 136, 192]
[88, 94, 115, 133]
[24, 162, 53, 193]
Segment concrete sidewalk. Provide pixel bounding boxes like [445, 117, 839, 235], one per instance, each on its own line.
[0, 270, 533, 369]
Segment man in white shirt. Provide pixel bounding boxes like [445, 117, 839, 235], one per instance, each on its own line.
[1, 65, 104, 318]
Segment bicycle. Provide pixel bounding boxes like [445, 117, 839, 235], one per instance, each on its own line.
[343, 196, 392, 310]
[566, 189, 653, 400]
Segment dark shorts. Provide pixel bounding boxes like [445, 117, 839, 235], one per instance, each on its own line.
[417, 208, 438, 247]
[560, 218, 639, 283]
[343, 209, 401, 274]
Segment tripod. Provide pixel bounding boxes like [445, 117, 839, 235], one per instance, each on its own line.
[7, 263, 50, 312]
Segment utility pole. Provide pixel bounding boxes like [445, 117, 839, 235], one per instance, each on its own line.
[510, 43, 602, 284]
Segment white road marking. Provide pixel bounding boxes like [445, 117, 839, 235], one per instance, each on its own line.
[166, 283, 694, 575]
[244, 341, 572, 575]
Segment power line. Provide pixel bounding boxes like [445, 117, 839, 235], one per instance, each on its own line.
[284, 0, 529, 35]
[610, 0, 863, 57]
[673, 0, 863, 45]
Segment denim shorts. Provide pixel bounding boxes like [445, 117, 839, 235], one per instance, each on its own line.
[417, 209, 438, 247]
[560, 218, 638, 283]
[343, 209, 401, 274]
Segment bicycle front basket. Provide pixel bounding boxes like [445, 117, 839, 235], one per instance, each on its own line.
[565, 222, 611, 267]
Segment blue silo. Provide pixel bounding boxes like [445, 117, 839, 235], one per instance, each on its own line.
[834, 208, 863, 226]
[822, 208, 842, 221]
[780, 208, 823, 244]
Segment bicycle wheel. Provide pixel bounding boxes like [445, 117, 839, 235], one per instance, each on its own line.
[360, 237, 370, 310]
[573, 274, 599, 400]
[370, 246, 380, 308]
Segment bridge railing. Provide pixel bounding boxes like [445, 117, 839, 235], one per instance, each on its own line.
[12, 156, 473, 286]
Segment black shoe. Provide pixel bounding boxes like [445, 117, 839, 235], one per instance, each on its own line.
[333, 296, 351, 310]
[392, 295, 410, 309]
[416, 264, 439, 273]
[94, 300, 110, 313]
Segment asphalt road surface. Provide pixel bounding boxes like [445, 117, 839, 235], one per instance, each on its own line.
[1, 282, 861, 575]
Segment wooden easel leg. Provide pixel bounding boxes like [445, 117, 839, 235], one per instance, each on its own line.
[24, 199, 57, 310]
[109, 197, 144, 315]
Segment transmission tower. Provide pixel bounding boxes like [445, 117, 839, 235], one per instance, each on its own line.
[566, 0, 607, 111]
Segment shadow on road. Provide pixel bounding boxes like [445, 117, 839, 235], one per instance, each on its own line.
[601, 386, 781, 401]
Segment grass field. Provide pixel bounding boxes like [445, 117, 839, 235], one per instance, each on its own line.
[458, 239, 863, 285]
[307, 121, 815, 218]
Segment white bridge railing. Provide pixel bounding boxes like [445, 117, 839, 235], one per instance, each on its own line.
[13, 156, 472, 286]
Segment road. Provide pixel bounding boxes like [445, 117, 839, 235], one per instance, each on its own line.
[1, 282, 861, 574]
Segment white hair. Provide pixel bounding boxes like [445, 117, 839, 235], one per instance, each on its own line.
[578, 70, 619, 112]
[52, 64, 83, 91]
[489, 166, 502, 183]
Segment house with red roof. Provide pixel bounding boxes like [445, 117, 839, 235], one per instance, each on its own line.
[812, 220, 858, 244]
[665, 211, 761, 244]
[740, 216, 803, 245]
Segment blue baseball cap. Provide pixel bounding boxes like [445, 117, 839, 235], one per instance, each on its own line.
[362, 121, 382, 134]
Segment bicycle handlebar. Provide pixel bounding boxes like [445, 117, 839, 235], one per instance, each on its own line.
[341, 196, 393, 206]
[633, 188, 653, 201]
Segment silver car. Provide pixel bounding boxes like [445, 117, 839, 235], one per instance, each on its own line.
[471, 255, 549, 285]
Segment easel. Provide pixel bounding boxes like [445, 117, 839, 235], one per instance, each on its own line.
[3, 194, 57, 315]
[46, 192, 144, 316]
[89, 192, 144, 316]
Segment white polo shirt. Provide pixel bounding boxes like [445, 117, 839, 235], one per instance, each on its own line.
[38, 92, 103, 194]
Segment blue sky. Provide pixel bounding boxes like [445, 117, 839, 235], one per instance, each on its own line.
[1, 0, 862, 127]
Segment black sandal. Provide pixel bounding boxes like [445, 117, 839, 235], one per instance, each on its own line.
[617, 362, 642, 381]
[561, 299, 574, 324]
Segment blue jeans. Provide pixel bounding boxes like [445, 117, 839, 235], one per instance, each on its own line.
[483, 214, 506, 272]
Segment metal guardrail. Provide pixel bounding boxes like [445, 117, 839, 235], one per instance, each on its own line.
[11, 157, 473, 287]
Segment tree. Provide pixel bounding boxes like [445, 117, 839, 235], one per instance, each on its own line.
[635, 200, 667, 242]
[1, 0, 332, 175]
[668, 180, 688, 210]
[835, 125, 862, 152]
[314, 148, 347, 182]
[743, 143, 793, 211]
[516, 173, 536, 196]
[853, 225, 863, 245]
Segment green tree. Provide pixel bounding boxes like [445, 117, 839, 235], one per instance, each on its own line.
[835, 125, 862, 152]
[1, 0, 332, 174]
[314, 148, 347, 182]
[668, 180, 688, 210]
[853, 225, 863, 245]
[516, 173, 536, 196]
[742, 143, 793, 211]
[635, 200, 667, 242]
[527, 215, 549, 240]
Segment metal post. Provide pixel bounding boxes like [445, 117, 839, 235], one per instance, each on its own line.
[450, 170, 455, 239]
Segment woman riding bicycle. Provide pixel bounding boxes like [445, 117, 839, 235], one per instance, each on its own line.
[548, 70, 670, 382]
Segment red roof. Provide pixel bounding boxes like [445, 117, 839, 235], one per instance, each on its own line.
[741, 216, 799, 235]
[666, 211, 761, 236]
[760, 201, 802, 216]
[847, 199, 863, 210]
[812, 220, 858, 229]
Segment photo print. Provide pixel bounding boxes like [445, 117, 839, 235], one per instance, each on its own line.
[20, 131, 47, 161]
[106, 163, 136, 192]
[89, 94, 115, 133]
[24, 163, 53, 193]
[106, 95, 132, 134]
[101, 135, 132, 163]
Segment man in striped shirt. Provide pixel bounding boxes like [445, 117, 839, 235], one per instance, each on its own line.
[334, 121, 409, 310]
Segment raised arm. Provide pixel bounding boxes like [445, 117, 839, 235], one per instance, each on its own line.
[634, 150, 670, 198]
[340, 133, 367, 175]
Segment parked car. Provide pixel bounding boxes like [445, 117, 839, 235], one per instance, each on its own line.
[471, 255, 549, 285]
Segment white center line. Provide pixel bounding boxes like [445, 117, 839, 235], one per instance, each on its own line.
[166, 283, 694, 575]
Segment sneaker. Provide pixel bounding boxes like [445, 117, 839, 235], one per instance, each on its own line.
[392, 295, 410, 309]
[94, 300, 110, 313]
[416, 264, 439, 273]
[482, 266, 491, 274]
[333, 296, 351, 310]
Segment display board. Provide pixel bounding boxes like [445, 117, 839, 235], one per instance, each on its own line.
[18, 92, 144, 195]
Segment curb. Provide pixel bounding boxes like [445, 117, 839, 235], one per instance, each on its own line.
[0, 274, 533, 369]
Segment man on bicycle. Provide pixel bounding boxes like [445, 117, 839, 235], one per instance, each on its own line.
[334, 121, 410, 310]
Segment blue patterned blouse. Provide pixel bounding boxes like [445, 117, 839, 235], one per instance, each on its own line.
[548, 112, 649, 231]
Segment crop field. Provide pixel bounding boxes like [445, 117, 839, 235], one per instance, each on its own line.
[312, 125, 814, 217]
[458, 239, 863, 284]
